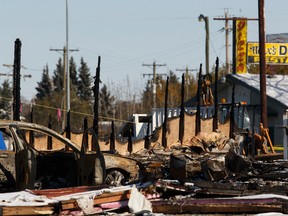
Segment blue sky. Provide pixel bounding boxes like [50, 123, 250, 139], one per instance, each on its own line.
[0, 0, 287, 101]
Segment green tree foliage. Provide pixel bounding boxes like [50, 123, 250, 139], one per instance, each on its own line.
[33, 90, 64, 131]
[0, 79, 12, 119]
[99, 84, 115, 119]
[77, 57, 92, 101]
[53, 58, 64, 92]
[35, 64, 52, 100]
[69, 89, 93, 131]
[28, 57, 95, 132]
[69, 57, 78, 90]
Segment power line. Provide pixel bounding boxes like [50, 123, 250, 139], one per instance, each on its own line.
[1, 64, 32, 80]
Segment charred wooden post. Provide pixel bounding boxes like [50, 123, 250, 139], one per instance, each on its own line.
[29, 106, 34, 147]
[179, 73, 185, 144]
[83, 116, 88, 150]
[65, 110, 71, 139]
[47, 115, 52, 150]
[82, 116, 88, 153]
[110, 120, 115, 152]
[30, 106, 33, 123]
[92, 56, 101, 151]
[64, 110, 71, 151]
[229, 84, 235, 138]
[251, 105, 256, 158]
[66, 110, 71, 139]
[196, 64, 202, 135]
[144, 120, 151, 149]
[128, 129, 133, 154]
[162, 76, 169, 148]
[12, 38, 22, 121]
[213, 57, 219, 131]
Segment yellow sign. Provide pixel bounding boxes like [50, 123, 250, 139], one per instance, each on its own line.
[235, 20, 247, 74]
[247, 42, 288, 64]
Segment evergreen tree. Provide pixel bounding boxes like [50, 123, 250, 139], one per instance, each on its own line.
[0, 79, 12, 118]
[53, 58, 64, 92]
[69, 56, 78, 88]
[77, 57, 92, 101]
[35, 64, 52, 100]
[99, 84, 115, 118]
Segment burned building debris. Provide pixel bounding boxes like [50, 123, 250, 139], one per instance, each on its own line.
[1, 128, 288, 215]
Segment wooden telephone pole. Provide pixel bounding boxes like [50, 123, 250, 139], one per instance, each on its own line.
[142, 61, 166, 108]
[258, 0, 267, 128]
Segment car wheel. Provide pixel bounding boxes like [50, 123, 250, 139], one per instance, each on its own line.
[105, 170, 126, 186]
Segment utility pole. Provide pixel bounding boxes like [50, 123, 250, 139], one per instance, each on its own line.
[142, 61, 166, 108]
[225, 9, 230, 74]
[65, 0, 70, 114]
[214, 9, 232, 74]
[214, 13, 267, 128]
[176, 66, 197, 101]
[50, 47, 79, 129]
[258, 0, 267, 128]
[214, 16, 258, 74]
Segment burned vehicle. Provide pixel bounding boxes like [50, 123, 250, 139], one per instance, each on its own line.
[0, 120, 146, 190]
[102, 151, 146, 186]
[0, 120, 105, 192]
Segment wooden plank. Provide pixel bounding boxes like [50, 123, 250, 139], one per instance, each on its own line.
[153, 203, 284, 214]
[60, 200, 79, 211]
[1, 206, 54, 216]
[60, 190, 131, 211]
[29, 185, 106, 198]
[196, 188, 261, 196]
[93, 192, 130, 205]
[152, 197, 288, 214]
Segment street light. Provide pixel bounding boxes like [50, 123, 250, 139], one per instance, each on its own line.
[198, 14, 210, 74]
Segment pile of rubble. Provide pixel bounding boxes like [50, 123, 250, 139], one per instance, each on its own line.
[1, 131, 288, 215]
[128, 131, 288, 214]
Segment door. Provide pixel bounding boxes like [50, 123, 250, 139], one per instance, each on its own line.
[11, 126, 37, 190]
[0, 128, 18, 191]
